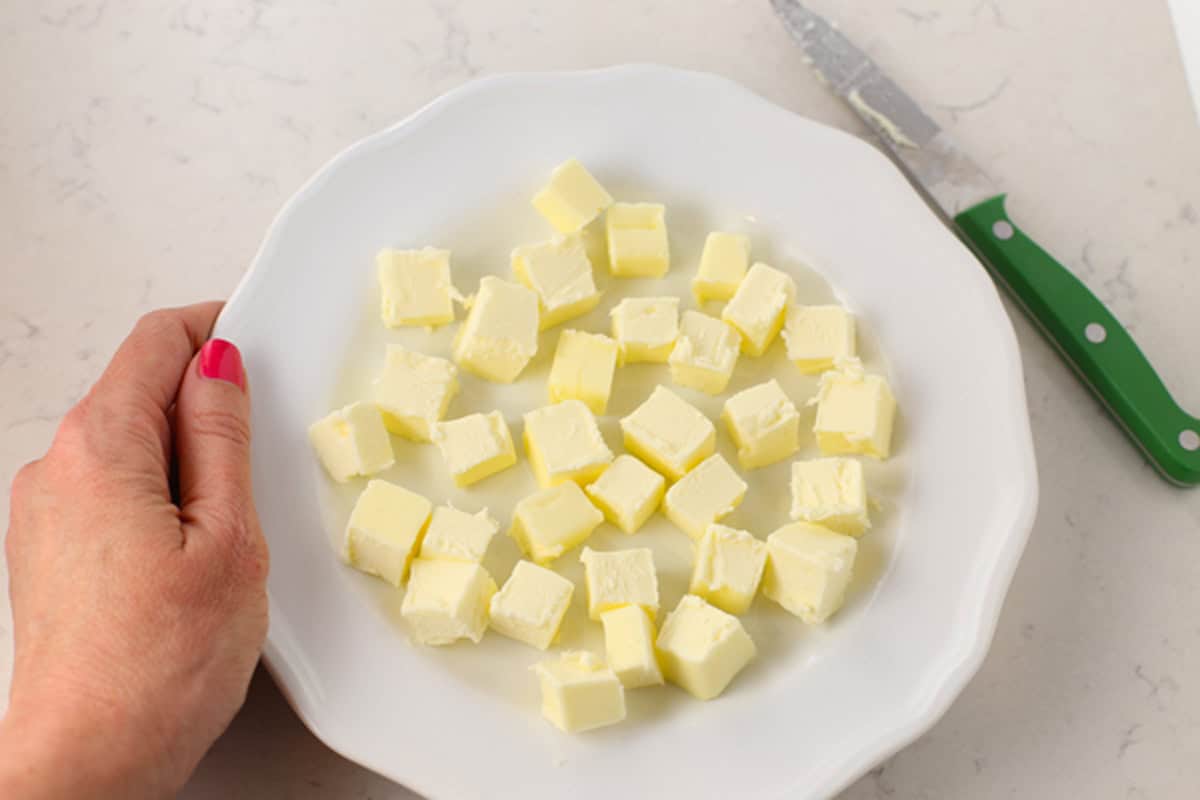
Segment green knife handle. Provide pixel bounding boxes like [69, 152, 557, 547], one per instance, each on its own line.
[955, 194, 1200, 486]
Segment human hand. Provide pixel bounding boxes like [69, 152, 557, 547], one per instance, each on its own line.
[1, 303, 269, 799]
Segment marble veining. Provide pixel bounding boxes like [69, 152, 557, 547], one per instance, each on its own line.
[1, 1, 1198, 798]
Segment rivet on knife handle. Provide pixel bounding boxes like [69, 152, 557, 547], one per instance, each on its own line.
[955, 195, 1200, 485]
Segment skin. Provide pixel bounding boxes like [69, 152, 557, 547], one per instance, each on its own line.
[0, 303, 269, 799]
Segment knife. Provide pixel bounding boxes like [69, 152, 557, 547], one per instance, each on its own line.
[772, 0, 1200, 486]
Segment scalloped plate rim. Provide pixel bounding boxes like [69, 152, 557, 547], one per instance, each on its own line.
[214, 64, 1039, 800]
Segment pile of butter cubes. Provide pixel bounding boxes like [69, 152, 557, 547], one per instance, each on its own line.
[308, 159, 898, 734]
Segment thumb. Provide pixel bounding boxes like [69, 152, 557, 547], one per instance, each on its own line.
[175, 338, 256, 545]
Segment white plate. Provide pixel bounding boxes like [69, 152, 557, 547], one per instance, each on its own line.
[214, 65, 1039, 800]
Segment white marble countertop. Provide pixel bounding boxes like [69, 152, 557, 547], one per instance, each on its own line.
[2, 1, 1198, 797]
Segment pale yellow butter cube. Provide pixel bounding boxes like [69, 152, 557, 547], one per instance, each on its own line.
[689, 524, 767, 615]
[812, 360, 897, 459]
[308, 402, 395, 483]
[523, 400, 613, 487]
[585, 455, 665, 534]
[532, 159, 613, 234]
[511, 235, 601, 330]
[721, 262, 796, 356]
[344, 479, 432, 586]
[418, 505, 499, 563]
[663, 454, 748, 540]
[606, 202, 669, 277]
[609, 296, 680, 364]
[692, 232, 750, 304]
[600, 606, 663, 688]
[619, 386, 715, 481]
[510, 482, 604, 564]
[579, 546, 659, 621]
[721, 379, 800, 470]
[790, 457, 870, 535]
[452, 276, 539, 383]
[668, 310, 740, 395]
[763, 521, 858, 624]
[431, 411, 517, 487]
[783, 305, 856, 374]
[400, 560, 496, 645]
[656, 595, 756, 700]
[547, 330, 618, 415]
[534, 651, 626, 733]
[372, 344, 459, 441]
[489, 560, 574, 650]
[377, 247, 457, 328]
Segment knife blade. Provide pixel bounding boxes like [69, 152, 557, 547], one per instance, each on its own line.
[772, 0, 1200, 486]
[771, 0, 996, 217]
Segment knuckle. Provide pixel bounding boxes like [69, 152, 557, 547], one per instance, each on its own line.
[189, 407, 251, 451]
[135, 308, 187, 342]
[55, 399, 92, 444]
[54, 396, 161, 472]
[9, 458, 42, 499]
[55, 397, 111, 458]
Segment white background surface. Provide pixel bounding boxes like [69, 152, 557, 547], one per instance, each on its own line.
[1169, 0, 1200, 122]
[1, 1, 1197, 798]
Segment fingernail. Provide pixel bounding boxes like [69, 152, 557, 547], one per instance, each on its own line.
[198, 339, 246, 391]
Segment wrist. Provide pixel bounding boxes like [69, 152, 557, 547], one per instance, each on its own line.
[0, 706, 64, 799]
[0, 696, 156, 800]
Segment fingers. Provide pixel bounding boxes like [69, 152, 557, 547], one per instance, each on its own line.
[94, 302, 224, 412]
[67, 303, 225, 474]
[174, 338, 265, 574]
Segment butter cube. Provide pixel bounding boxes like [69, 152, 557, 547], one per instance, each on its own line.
[579, 546, 659, 621]
[377, 247, 456, 328]
[609, 296, 680, 364]
[372, 344, 459, 441]
[656, 595, 756, 700]
[663, 454, 748, 540]
[812, 360, 897, 459]
[668, 310, 740, 395]
[523, 400, 613, 487]
[721, 262, 795, 356]
[689, 524, 768, 615]
[783, 305, 856, 374]
[547, 330, 618, 415]
[512, 235, 601, 330]
[400, 560, 497, 645]
[763, 521, 858, 624]
[418, 505, 499, 563]
[620, 386, 715, 481]
[431, 411, 517, 487]
[489, 560, 574, 650]
[790, 457, 870, 535]
[344, 479, 432, 586]
[692, 232, 750, 304]
[534, 651, 626, 733]
[532, 159, 613, 234]
[452, 276, 539, 383]
[308, 402, 395, 483]
[721, 379, 800, 470]
[606, 202, 669, 277]
[600, 606, 664, 688]
[510, 482, 604, 564]
[585, 455, 665, 534]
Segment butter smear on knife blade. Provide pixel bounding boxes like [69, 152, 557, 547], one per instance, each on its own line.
[846, 88, 918, 148]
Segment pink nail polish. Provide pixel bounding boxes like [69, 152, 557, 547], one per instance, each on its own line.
[198, 339, 246, 391]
